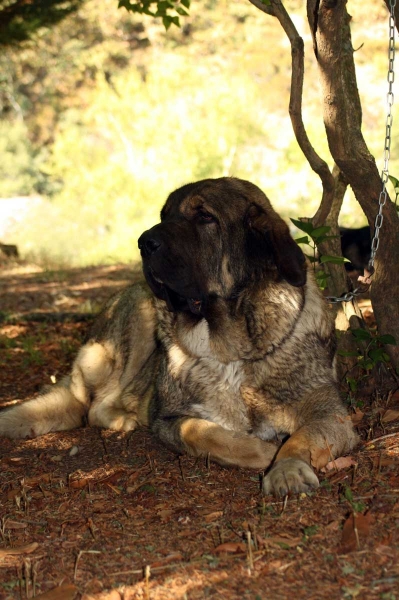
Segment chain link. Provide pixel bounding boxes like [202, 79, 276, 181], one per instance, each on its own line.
[327, 0, 396, 303]
[368, 0, 396, 274]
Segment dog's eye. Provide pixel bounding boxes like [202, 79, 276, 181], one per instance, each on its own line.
[197, 209, 216, 224]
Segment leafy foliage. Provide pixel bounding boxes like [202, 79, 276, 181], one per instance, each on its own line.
[0, 0, 393, 266]
[118, 0, 190, 30]
[291, 218, 348, 290]
[350, 329, 395, 371]
[10, 53, 269, 265]
[0, 120, 49, 196]
[0, 0, 84, 46]
[340, 329, 397, 398]
[0, 0, 150, 145]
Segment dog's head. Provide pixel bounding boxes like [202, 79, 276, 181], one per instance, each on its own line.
[138, 177, 306, 316]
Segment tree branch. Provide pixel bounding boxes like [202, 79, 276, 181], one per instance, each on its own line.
[248, 0, 335, 222]
[247, 0, 275, 17]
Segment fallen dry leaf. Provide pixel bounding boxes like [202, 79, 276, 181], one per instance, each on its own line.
[150, 552, 183, 568]
[213, 542, 246, 554]
[34, 584, 78, 600]
[339, 512, 373, 554]
[259, 560, 295, 575]
[381, 409, 399, 423]
[0, 542, 39, 558]
[340, 584, 364, 598]
[321, 456, 357, 473]
[50, 454, 63, 462]
[126, 476, 153, 494]
[58, 501, 70, 514]
[310, 445, 333, 470]
[375, 544, 395, 558]
[267, 535, 301, 548]
[256, 533, 301, 548]
[157, 509, 173, 521]
[204, 511, 223, 523]
[24, 473, 52, 487]
[373, 456, 399, 469]
[82, 591, 120, 600]
[3, 519, 28, 529]
[325, 520, 340, 531]
[97, 469, 126, 485]
[69, 478, 89, 489]
[351, 408, 364, 425]
[7, 489, 21, 501]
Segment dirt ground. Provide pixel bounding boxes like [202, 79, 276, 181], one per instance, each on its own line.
[0, 262, 398, 600]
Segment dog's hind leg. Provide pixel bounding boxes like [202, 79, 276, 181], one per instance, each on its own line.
[0, 339, 116, 439]
[0, 357, 90, 439]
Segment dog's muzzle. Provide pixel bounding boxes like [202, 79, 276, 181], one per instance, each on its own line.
[138, 231, 204, 317]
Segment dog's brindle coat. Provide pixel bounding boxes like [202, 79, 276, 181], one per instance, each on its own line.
[0, 178, 357, 496]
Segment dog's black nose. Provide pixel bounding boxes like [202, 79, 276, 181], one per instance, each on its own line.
[138, 234, 162, 257]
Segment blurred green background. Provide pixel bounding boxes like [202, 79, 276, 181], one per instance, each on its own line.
[0, 0, 396, 267]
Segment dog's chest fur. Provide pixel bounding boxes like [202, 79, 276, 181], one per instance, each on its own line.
[168, 319, 250, 432]
[155, 275, 336, 441]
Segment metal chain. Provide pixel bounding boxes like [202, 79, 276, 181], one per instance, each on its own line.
[326, 0, 396, 304]
[368, 0, 397, 272]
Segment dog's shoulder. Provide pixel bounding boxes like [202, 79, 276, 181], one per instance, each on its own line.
[88, 280, 157, 342]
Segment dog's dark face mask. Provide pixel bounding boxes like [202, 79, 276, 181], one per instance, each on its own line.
[138, 218, 208, 316]
[138, 178, 306, 317]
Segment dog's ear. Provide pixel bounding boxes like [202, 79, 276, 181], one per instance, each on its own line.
[247, 204, 307, 287]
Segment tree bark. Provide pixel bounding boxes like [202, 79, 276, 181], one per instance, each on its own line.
[248, 0, 362, 351]
[307, 0, 399, 369]
[383, 0, 399, 33]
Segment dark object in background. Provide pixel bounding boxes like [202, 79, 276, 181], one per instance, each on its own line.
[340, 226, 371, 272]
[0, 243, 19, 259]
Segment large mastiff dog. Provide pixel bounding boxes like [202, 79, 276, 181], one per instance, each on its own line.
[0, 178, 357, 496]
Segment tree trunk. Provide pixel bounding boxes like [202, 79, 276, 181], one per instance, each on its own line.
[307, 0, 399, 369]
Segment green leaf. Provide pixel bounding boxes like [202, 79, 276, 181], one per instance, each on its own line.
[311, 226, 331, 239]
[277, 542, 291, 550]
[337, 350, 359, 357]
[181, 0, 191, 7]
[158, 1, 174, 11]
[369, 348, 387, 363]
[290, 218, 314, 235]
[162, 15, 172, 28]
[352, 329, 372, 340]
[389, 174, 399, 191]
[320, 255, 349, 264]
[377, 334, 396, 345]
[344, 486, 354, 502]
[295, 236, 310, 245]
[315, 270, 330, 290]
[306, 255, 318, 263]
[303, 525, 319, 537]
[346, 376, 358, 392]
[316, 271, 329, 281]
[260, 0, 272, 5]
[361, 359, 374, 370]
[176, 6, 189, 15]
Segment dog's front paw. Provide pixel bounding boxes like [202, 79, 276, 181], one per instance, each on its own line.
[262, 458, 319, 496]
